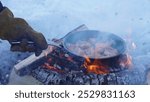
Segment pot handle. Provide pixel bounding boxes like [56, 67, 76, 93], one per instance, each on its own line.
[48, 40, 62, 48]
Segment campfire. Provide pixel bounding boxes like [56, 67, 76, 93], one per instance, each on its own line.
[42, 45, 132, 75]
[13, 25, 144, 85]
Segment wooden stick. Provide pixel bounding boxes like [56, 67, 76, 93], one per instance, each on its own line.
[14, 46, 54, 76]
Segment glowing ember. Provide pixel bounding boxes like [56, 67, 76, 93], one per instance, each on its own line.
[43, 63, 64, 73]
[84, 56, 109, 74]
[119, 54, 132, 68]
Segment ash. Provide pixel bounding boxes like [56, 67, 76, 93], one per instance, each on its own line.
[32, 67, 144, 85]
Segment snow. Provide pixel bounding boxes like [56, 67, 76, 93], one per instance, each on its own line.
[0, 0, 150, 84]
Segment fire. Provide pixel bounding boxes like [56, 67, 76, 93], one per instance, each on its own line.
[84, 56, 109, 74]
[84, 54, 133, 74]
[119, 54, 132, 68]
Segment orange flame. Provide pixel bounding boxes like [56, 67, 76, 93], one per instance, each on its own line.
[84, 56, 109, 74]
[119, 54, 132, 68]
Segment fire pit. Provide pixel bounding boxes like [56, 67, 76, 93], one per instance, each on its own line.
[13, 25, 145, 85]
[31, 45, 136, 85]
[31, 42, 141, 85]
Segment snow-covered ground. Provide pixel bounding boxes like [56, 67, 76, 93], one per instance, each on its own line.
[0, 0, 150, 84]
